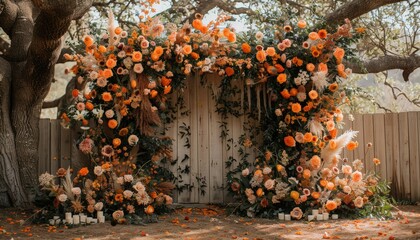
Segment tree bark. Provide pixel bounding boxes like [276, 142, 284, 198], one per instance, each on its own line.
[0, 58, 30, 207]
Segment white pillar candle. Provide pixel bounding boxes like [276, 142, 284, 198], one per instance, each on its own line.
[308, 215, 314, 221]
[278, 213, 285, 220]
[80, 215, 87, 223]
[284, 214, 291, 221]
[87, 217, 93, 224]
[332, 214, 339, 220]
[65, 212, 72, 219]
[316, 214, 324, 221]
[53, 215, 60, 220]
[55, 219, 61, 225]
[49, 219, 55, 226]
[98, 216, 105, 223]
[97, 211, 104, 219]
[73, 215, 80, 225]
[323, 213, 329, 220]
[66, 218, 73, 225]
[312, 209, 319, 216]
[91, 218, 98, 224]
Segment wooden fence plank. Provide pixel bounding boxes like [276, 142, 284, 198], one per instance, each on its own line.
[189, 74, 199, 203]
[353, 114, 364, 162]
[342, 114, 354, 162]
[398, 112, 411, 200]
[166, 92, 178, 203]
[363, 114, 374, 172]
[38, 119, 50, 175]
[60, 127, 72, 170]
[197, 77, 210, 203]
[177, 79, 192, 203]
[408, 112, 419, 202]
[208, 78, 224, 203]
[50, 120, 61, 174]
[373, 114, 387, 179]
[384, 114, 395, 184]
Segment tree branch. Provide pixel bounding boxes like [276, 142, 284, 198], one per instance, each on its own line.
[326, 0, 405, 23]
[347, 54, 420, 81]
[42, 94, 64, 108]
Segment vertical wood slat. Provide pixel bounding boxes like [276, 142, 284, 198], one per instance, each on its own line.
[373, 114, 387, 179]
[197, 76, 210, 203]
[384, 113, 395, 184]
[407, 112, 419, 201]
[398, 112, 411, 200]
[177, 79, 192, 203]
[38, 119, 50, 175]
[167, 92, 178, 203]
[208, 78, 224, 203]
[60, 127, 72, 170]
[353, 114, 365, 162]
[363, 114, 374, 172]
[189, 74, 199, 203]
[222, 115, 235, 202]
[391, 113, 402, 199]
[50, 120, 61, 174]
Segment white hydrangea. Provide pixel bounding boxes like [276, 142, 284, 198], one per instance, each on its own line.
[39, 172, 55, 187]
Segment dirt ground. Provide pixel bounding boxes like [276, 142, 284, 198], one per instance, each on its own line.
[0, 205, 419, 240]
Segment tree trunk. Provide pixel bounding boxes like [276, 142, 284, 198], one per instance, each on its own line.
[0, 58, 30, 207]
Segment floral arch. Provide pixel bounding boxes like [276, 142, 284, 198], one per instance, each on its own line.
[37, 10, 392, 223]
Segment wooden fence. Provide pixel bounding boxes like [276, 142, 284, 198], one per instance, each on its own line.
[38, 86, 420, 203]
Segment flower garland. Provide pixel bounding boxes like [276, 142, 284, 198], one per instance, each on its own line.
[35, 9, 392, 222]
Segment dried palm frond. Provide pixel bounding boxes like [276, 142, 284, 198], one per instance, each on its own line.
[62, 167, 75, 201]
[155, 182, 175, 195]
[321, 130, 358, 167]
[136, 73, 161, 136]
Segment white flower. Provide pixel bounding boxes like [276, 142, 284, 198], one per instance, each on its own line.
[117, 51, 126, 58]
[39, 172, 55, 187]
[248, 195, 257, 204]
[71, 187, 81, 195]
[275, 108, 282, 116]
[94, 166, 103, 176]
[94, 202, 103, 211]
[89, 71, 98, 80]
[112, 210, 124, 220]
[58, 194, 68, 202]
[123, 190, 134, 199]
[133, 63, 144, 73]
[123, 57, 133, 69]
[133, 182, 146, 192]
[264, 179, 275, 190]
[255, 31, 264, 41]
[116, 177, 124, 185]
[105, 109, 115, 118]
[263, 167, 272, 175]
[343, 185, 352, 194]
[128, 134, 139, 146]
[135, 192, 151, 205]
[241, 168, 250, 177]
[124, 174, 133, 182]
[353, 196, 364, 208]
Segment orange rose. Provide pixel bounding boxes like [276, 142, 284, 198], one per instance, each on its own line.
[329, 83, 339, 92]
[333, 47, 345, 63]
[326, 182, 335, 190]
[329, 140, 337, 150]
[98, 45, 107, 53]
[192, 19, 203, 30]
[291, 103, 301, 113]
[284, 136, 296, 147]
[106, 58, 116, 69]
[72, 89, 79, 98]
[115, 193, 124, 202]
[266, 47, 276, 57]
[297, 20, 306, 29]
[308, 32, 319, 40]
[183, 45, 192, 55]
[241, 43, 251, 53]
[108, 119, 118, 129]
[151, 53, 160, 61]
[225, 67, 235, 77]
[318, 29, 327, 39]
[112, 138, 121, 148]
[130, 79, 137, 89]
[277, 73, 287, 84]
[102, 69, 113, 79]
[311, 191, 320, 199]
[325, 200, 337, 211]
[190, 52, 200, 60]
[132, 51, 143, 62]
[256, 50, 266, 62]
[227, 32, 236, 43]
[145, 205, 154, 215]
[318, 63, 328, 72]
[153, 46, 164, 56]
[306, 63, 315, 72]
[164, 85, 172, 94]
[149, 191, 158, 199]
[85, 102, 94, 111]
[289, 88, 298, 96]
[290, 191, 299, 200]
[83, 35, 94, 47]
[308, 90, 318, 100]
[150, 90, 158, 98]
[303, 132, 313, 143]
[319, 179, 328, 187]
[79, 167, 89, 176]
[280, 89, 290, 99]
[102, 92, 113, 102]
[256, 188, 264, 197]
[161, 76, 172, 87]
[303, 169, 311, 179]
[310, 155, 321, 169]
[114, 27, 122, 35]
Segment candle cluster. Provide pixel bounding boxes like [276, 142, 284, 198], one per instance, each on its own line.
[278, 209, 339, 221]
[49, 211, 106, 226]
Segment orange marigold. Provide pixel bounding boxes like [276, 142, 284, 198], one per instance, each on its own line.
[256, 50, 266, 62]
[241, 43, 251, 53]
[132, 51, 143, 62]
[108, 119, 118, 129]
[291, 103, 301, 113]
[277, 73, 287, 84]
[318, 29, 328, 39]
[225, 67, 235, 77]
[325, 200, 337, 211]
[102, 92, 113, 102]
[347, 141, 359, 151]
